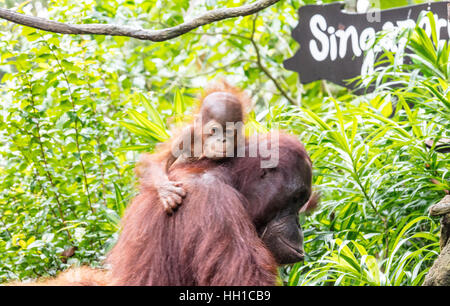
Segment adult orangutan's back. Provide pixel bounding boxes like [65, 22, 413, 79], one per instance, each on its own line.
[106, 165, 278, 286]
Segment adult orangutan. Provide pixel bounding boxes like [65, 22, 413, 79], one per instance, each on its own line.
[106, 132, 314, 285]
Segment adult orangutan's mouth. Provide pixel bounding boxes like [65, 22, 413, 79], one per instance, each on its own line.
[279, 236, 305, 260]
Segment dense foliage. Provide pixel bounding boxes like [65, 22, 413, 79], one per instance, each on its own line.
[0, 0, 448, 285]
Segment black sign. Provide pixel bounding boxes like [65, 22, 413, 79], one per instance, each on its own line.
[284, 1, 450, 91]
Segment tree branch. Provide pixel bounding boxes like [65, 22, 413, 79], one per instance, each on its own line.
[0, 0, 280, 41]
[191, 27, 298, 105]
[249, 15, 297, 105]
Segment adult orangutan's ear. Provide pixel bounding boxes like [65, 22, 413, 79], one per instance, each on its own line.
[299, 192, 320, 215]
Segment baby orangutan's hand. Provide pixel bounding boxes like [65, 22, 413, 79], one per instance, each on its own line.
[156, 181, 186, 214]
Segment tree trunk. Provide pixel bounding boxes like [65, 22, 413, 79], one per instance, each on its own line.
[423, 196, 450, 286]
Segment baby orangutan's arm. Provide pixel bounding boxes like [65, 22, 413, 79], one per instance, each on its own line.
[136, 151, 186, 214]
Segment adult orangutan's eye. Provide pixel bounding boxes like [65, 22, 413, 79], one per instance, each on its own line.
[260, 169, 267, 178]
[260, 167, 277, 178]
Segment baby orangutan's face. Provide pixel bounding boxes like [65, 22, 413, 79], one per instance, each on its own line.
[201, 120, 240, 160]
[195, 91, 245, 160]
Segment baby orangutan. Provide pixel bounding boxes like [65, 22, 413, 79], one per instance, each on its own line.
[137, 82, 249, 214]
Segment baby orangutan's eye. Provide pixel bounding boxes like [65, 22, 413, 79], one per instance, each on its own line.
[210, 127, 220, 135]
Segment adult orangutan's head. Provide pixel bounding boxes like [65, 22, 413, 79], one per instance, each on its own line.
[231, 132, 315, 264]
